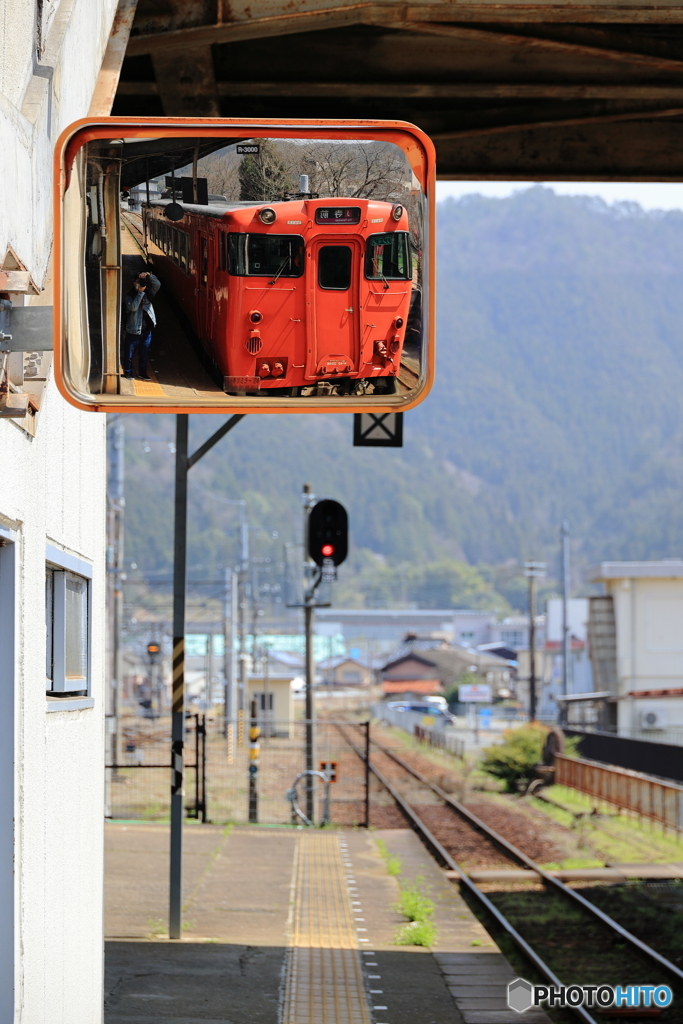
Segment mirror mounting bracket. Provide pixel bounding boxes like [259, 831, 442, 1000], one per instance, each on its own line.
[0, 301, 54, 353]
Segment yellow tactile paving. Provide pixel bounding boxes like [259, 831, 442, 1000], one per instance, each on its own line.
[283, 833, 373, 1024]
[132, 376, 165, 397]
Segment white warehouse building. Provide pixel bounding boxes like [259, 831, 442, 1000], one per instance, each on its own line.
[0, 2, 132, 1020]
[588, 561, 683, 734]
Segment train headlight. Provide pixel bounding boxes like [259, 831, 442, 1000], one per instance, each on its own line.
[392, 204, 404, 221]
[250, 311, 263, 323]
[394, 317, 404, 328]
[258, 208, 277, 224]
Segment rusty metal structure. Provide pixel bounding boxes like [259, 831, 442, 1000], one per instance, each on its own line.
[556, 752, 683, 834]
[113, 0, 683, 180]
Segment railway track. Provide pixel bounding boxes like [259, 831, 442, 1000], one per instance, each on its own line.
[337, 722, 683, 1023]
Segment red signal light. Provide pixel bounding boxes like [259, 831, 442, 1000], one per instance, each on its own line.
[321, 544, 334, 557]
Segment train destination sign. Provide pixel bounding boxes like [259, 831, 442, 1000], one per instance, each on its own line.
[315, 207, 362, 225]
[54, 118, 435, 414]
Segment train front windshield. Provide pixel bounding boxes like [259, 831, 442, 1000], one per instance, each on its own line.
[228, 233, 305, 277]
[365, 232, 411, 280]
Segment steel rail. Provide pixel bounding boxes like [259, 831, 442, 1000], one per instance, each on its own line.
[360, 727, 683, 985]
[334, 724, 598, 1024]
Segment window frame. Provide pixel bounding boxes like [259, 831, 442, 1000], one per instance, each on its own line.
[364, 231, 411, 281]
[318, 244, 352, 291]
[45, 544, 93, 697]
[227, 232, 305, 278]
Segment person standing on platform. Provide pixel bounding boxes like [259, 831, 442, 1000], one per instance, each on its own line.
[122, 268, 160, 381]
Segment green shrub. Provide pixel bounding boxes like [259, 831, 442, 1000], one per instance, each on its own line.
[480, 723, 549, 792]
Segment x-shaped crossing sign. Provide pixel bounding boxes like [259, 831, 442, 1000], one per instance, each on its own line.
[353, 412, 403, 447]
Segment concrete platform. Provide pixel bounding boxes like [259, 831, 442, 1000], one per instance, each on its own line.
[104, 822, 550, 1024]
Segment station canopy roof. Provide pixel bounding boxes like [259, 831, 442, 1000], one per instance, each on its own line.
[88, 136, 248, 191]
[114, 0, 683, 180]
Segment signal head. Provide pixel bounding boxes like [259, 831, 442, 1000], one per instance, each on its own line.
[308, 499, 348, 567]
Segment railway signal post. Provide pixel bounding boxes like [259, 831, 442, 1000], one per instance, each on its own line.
[298, 491, 348, 823]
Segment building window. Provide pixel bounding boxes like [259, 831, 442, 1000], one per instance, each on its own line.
[500, 629, 525, 648]
[459, 631, 475, 641]
[46, 566, 89, 694]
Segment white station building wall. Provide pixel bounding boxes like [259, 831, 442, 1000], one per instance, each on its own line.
[0, 1, 118, 1020]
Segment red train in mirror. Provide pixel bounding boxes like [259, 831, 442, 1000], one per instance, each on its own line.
[143, 197, 414, 397]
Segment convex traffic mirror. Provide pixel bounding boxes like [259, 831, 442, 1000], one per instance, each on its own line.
[55, 118, 435, 413]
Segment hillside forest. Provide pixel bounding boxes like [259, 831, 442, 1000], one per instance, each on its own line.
[117, 187, 683, 613]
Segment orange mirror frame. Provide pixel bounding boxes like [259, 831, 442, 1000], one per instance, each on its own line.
[54, 118, 435, 414]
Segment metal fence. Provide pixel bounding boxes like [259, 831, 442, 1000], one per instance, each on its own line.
[413, 725, 466, 759]
[106, 715, 368, 826]
[555, 753, 683, 834]
[574, 725, 683, 748]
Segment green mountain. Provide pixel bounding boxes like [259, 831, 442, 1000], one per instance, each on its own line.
[118, 187, 683, 610]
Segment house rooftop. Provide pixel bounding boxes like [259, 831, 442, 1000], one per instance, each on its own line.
[588, 560, 683, 582]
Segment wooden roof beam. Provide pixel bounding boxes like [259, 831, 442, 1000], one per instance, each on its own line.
[117, 81, 683, 100]
[369, 18, 683, 75]
[434, 115, 683, 177]
[151, 44, 220, 116]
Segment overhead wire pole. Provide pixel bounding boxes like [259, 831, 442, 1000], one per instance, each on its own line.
[238, 510, 248, 747]
[560, 521, 571, 725]
[302, 484, 316, 823]
[107, 417, 125, 776]
[169, 414, 188, 940]
[169, 412, 244, 940]
[524, 560, 546, 723]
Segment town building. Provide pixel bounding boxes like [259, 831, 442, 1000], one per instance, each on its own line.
[317, 655, 375, 688]
[587, 561, 683, 734]
[315, 608, 497, 656]
[515, 599, 593, 721]
[379, 635, 514, 700]
[0, 2, 132, 1020]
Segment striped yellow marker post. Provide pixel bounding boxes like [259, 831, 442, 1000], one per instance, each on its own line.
[169, 414, 189, 940]
[249, 699, 260, 823]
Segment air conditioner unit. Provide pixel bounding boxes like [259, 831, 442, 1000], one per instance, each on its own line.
[640, 708, 667, 730]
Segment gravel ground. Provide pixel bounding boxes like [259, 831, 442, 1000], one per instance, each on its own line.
[464, 800, 565, 864]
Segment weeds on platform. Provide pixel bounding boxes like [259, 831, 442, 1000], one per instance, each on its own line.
[375, 838, 401, 876]
[147, 918, 167, 939]
[373, 838, 438, 946]
[394, 919, 437, 947]
[393, 875, 437, 947]
[395, 875, 435, 923]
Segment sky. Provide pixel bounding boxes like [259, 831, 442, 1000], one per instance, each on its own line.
[435, 181, 683, 211]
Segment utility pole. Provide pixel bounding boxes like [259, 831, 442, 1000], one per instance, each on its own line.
[223, 568, 237, 746]
[560, 521, 571, 724]
[167, 412, 244, 941]
[302, 484, 316, 823]
[524, 561, 546, 722]
[238, 512, 248, 746]
[107, 418, 125, 772]
[169, 415, 188, 941]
